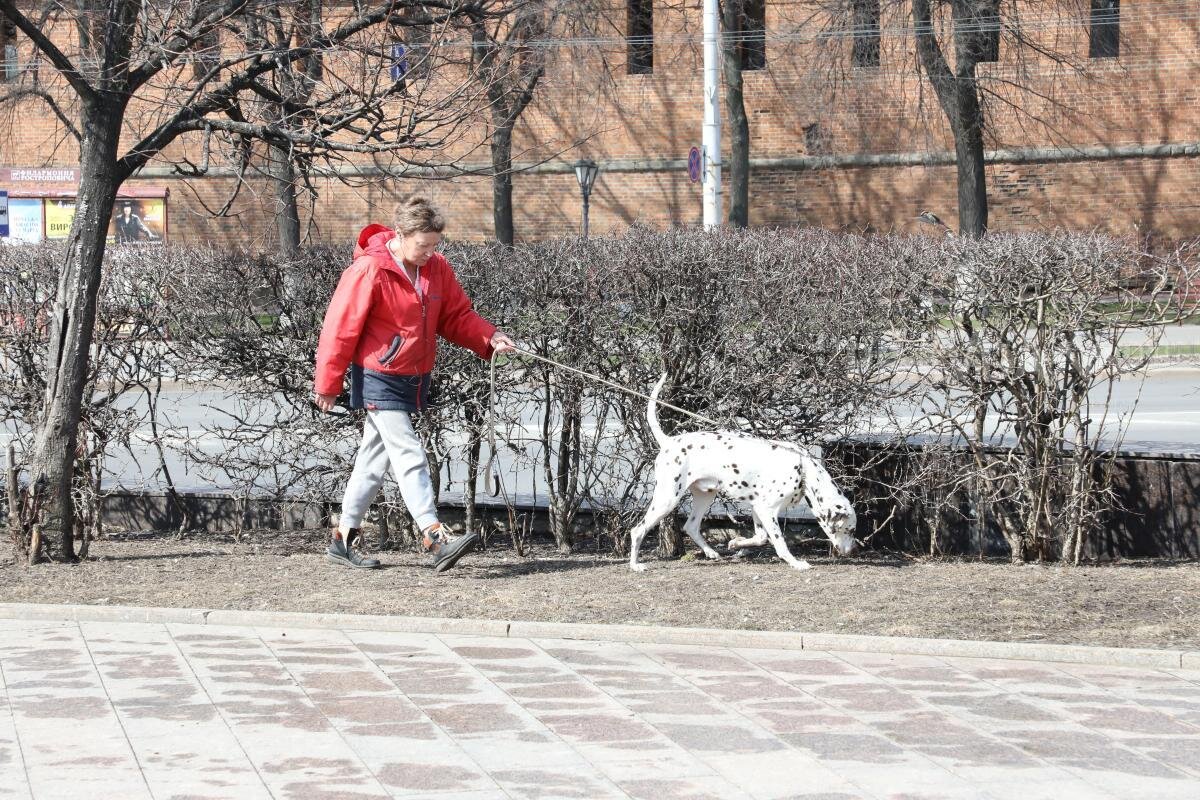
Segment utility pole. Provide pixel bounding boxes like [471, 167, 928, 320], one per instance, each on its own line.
[702, 0, 723, 228]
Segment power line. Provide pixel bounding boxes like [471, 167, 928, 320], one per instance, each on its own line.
[3, 4, 1199, 55]
[471, 6, 1198, 50]
[21, 49, 1189, 122]
[2, 5, 1195, 118]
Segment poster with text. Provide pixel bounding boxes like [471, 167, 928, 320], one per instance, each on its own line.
[7, 198, 43, 242]
[110, 198, 165, 244]
[44, 198, 76, 239]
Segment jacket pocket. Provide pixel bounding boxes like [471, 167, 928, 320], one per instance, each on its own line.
[378, 334, 404, 366]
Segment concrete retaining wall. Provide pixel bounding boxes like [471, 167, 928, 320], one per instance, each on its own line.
[97, 448, 1200, 561]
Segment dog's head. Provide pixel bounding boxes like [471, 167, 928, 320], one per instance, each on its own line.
[799, 453, 859, 556]
[815, 497, 858, 556]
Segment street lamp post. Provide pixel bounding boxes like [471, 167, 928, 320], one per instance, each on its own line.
[573, 158, 599, 239]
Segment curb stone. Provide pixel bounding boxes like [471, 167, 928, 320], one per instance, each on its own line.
[203, 609, 510, 637]
[799, 632, 1188, 668]
[0, 602, 1194, 669]
[0, 602, 209, 626]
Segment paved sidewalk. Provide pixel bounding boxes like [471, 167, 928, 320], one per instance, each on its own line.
[1, 617, 1198, 800]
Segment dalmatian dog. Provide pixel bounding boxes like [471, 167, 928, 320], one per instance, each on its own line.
[629, 375, 859, 571]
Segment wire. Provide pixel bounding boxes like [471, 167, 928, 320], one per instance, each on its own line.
[2, 4, 1195, 143]
[1, 4, 1198, 56]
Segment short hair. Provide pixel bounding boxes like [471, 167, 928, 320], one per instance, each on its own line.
[393, 196, 446, 237]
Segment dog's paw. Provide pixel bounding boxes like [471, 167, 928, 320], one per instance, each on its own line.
[629, 562, 647, 572]
[790, 560, 812, 571]
[703, 549, 722, 560]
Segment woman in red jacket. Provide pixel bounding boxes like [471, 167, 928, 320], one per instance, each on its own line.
[314, 196, 514, 572]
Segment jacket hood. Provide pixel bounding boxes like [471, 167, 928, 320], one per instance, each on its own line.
[353, 224, 449, 279]
[354, 224, 396, 259]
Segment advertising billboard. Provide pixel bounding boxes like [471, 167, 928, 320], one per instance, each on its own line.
[44, 198, 76, 239]
[110, 197, 165, 244]
[7, 198, 44, 242]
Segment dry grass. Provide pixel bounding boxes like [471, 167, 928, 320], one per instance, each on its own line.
[3, 529, 1198, 651]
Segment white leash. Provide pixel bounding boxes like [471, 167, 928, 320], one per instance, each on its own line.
[483, 345, 721, 496]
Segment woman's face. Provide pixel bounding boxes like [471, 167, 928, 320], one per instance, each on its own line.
[396, 231, 441, 267]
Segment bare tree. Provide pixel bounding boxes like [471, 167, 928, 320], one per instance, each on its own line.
[910, 0, 998, 236]
[800, 1, 1119, 236]
[719, 0, 766, 228]
[468, 2, 551, 245]
[0, 242, 186, 562]
[915, 233, 1197, 562]
[247, 1, 326, 257]
[0, 0, 509, 562]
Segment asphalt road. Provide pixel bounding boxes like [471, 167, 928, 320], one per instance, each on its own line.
[3, 366, 1199, 497]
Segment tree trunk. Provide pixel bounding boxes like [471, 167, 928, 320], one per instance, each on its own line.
[721, 0, 750, 228]
[913, 0, 989, 238]
[5, 445, 24, 564]
[490, 124, 515, 245]
[548, 396, 580, 553]
[657, 516, 683, 559]
[29, 100, 124, 563]
[465, 430, 482, 540]
[951, 85, 988, 237]
[270, 140, 301, 257]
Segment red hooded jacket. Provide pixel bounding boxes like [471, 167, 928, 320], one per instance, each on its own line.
[313, 224, 496, 405]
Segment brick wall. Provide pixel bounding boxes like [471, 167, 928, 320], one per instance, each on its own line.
[139, 151, 1200, 249]
[2, 0, 1198, 246]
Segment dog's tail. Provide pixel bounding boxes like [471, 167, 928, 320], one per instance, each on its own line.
[647, 373, 669, 447]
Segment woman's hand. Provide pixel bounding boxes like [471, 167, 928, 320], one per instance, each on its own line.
[490, 331, 517, 354]
[314, 392, 337, 413]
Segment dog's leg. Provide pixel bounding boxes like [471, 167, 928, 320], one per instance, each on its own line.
[629, 464, 685, 572]
[753, 503, 811, 570]
[727, 509, 769, 552]
[682, 489, 721, 560]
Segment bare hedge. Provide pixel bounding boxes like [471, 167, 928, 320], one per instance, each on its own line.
[1, 229, 1195, 563]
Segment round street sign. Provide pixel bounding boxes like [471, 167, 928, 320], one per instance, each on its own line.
[687, 146, 702, 183]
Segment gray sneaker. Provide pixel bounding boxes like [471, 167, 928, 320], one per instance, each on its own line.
[422, 524, 479, 573]
[326, 528, 381, 569]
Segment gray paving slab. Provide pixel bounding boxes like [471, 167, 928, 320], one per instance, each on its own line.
[0, 656, 32, 800]
[1, 617, 1199, 799]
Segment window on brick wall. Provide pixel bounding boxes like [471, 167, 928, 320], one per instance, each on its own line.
[852, 0, 880, 68]
[192, 28, 220, 82]
[976, 12, 1000, 63]
[738, 0, 766, 71]
[398, 9, 432, 80]
[1089, 0, 1119, 59]
[627, 0, 653, 75]
[385, 11, 430, 95]
[803, 122, 828, 155]
[2, 14, 19, 81]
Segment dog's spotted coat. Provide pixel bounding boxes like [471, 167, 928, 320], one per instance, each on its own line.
[630, 375, 859, 571]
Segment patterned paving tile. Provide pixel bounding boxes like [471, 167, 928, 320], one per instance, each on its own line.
[80, 621, 270, 799]
[5, 618, 1200, 799]
[169, 624, 393, 799]
[2, 625, 150, 800]
[0, 658, 31, 800]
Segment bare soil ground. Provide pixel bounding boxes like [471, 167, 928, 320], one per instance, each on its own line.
[2, 529, 1198, 651]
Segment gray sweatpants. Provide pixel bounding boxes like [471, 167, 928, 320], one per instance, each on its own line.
[339, 410, 439, 532]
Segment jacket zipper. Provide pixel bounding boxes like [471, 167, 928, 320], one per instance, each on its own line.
[417, 272, 429, 411]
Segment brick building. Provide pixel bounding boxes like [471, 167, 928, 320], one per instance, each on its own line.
[0, 1, 1197, 247]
